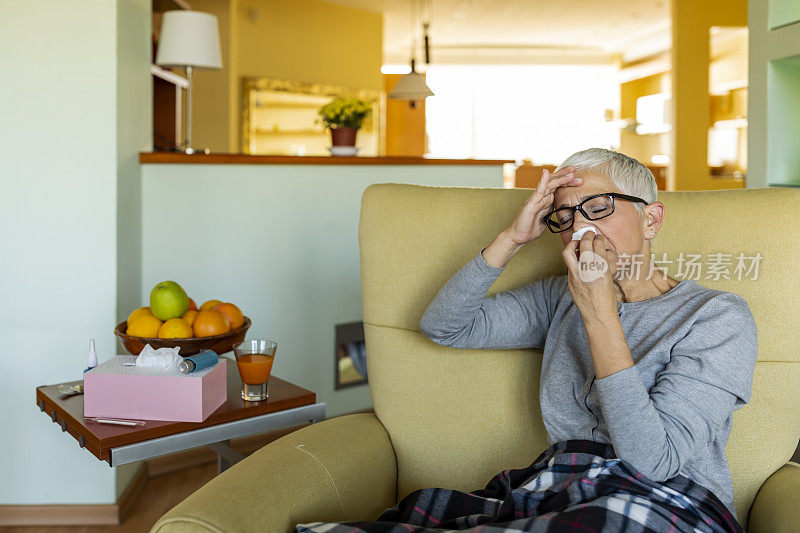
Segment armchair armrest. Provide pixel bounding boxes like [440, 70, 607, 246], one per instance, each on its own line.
[748, 461, 800, 532]
[151, 412, 397, 533]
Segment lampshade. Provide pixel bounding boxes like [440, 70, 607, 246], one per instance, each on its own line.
[156, 11, 222, 69]
[388, 71, 434, 100]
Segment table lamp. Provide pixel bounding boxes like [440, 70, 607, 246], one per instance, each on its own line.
[156, 10, 222, 154]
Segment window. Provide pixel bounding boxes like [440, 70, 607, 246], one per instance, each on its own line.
[424, 64, 620, 163]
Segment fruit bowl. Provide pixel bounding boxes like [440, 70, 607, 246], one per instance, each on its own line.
[114, 316, 252, 357]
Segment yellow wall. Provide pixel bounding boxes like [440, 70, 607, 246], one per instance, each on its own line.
[710, 30, 748, 91]
[671, 0, 747, 190]
[191, 0, 232, 153]
[621, 74, 665, 119]
[190, 0, 382, 153]
[383, 74, 426, 156]
[619, 72, 669, 165]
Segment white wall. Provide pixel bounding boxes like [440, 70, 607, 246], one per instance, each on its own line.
[140, 164, 504, 417]
[0, 0, 150, 505]
[115, 0, 153, 498]
[748, 0, 800, 187]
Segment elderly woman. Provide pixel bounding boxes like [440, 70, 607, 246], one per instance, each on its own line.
[294, 149, 757, 533]
[417, 148, 757, 528]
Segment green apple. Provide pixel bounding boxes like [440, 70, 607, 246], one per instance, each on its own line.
[150, 281, 190, 320]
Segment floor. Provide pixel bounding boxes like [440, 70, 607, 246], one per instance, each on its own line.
[9, 408, 378, 532]
[5, 463, 217, 533]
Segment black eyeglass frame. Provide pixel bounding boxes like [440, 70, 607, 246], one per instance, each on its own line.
[542, 192, 649, 234]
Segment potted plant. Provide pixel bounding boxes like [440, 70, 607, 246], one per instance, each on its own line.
[317, 96, 372, 148]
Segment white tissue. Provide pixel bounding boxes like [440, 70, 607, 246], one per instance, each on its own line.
[135, 344, 181, 369]
[571, 226, 598, 241]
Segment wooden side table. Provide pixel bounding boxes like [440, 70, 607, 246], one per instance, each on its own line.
[36, 355, 326, 472]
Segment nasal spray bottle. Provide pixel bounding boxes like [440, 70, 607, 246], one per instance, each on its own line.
[84, 339, 99, 373]
[179, 350, 219, 374]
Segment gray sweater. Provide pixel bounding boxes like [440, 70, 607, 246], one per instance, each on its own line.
[419, 248, 758, 521]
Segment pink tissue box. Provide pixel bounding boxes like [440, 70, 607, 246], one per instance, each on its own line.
[84, 355, 227, 422]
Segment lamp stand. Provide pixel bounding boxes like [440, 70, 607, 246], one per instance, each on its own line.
[184, 65, 194, 154]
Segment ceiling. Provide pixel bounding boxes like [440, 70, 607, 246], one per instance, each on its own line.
[319, 0, 671, 66]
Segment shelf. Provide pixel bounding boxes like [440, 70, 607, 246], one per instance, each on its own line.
[151, 64, 189, 89]
[139, 152, 516, 166]
[769, 182, 800, 187]
[253, 128, 325, 135]
[769, 0, 800, 29]
[254, 102, 324, 109]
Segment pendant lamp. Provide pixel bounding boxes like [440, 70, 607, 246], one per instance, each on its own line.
[388, 0, 434, 108]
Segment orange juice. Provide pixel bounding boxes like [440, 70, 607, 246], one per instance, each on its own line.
[235, 353, 274, 385]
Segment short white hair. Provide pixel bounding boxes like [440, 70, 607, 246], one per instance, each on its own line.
[555, 148, 657, 215]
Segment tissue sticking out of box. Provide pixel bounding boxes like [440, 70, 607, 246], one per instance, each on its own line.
[136, 344, 181, 369]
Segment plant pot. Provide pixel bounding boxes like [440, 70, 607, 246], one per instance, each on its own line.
[330, 126, 358, 147]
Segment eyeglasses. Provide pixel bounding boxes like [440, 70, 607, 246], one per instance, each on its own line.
[542, 192, 649, 233]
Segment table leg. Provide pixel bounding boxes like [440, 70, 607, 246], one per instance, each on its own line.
[208, 413, 324, 473]
[207, 440, 246, 474]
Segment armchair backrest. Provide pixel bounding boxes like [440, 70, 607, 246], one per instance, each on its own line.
[358, 183, 800, 526]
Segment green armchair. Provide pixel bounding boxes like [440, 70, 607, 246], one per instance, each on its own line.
[153, 184, 800, 532]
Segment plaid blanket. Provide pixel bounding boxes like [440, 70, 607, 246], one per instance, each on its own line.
[294, 439, 743, 533]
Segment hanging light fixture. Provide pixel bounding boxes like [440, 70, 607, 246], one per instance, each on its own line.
[388, 0, 434, 108]
[422, 0, 432, 66]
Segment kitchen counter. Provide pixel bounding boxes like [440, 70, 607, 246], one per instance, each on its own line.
[139, 152, 515, 166]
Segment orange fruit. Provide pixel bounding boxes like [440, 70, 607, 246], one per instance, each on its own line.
[187, 297, 198, 311]
[127, 315, 163, 337]
[213, 302, 244, 330]
[182, 309, 199, 327]
[199, 299, 223, 312]
[193, 310, 231, 337]
[158, 318, 193, 339]
[127, 306, 152, 325]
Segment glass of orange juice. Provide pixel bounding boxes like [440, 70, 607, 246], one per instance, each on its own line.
[232, 339, 277, 401]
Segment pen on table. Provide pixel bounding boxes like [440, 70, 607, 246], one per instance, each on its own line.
[85, 417, 146, 427]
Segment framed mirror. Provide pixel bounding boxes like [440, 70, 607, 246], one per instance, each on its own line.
[241, 77, 381, 156]
[334, 321, 368, 389]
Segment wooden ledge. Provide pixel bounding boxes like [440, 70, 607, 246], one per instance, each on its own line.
[139, 152, 515, 166]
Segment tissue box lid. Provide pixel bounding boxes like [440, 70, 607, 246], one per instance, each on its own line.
[88, 354, 217, 377]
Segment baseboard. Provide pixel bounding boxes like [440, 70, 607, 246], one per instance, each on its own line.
[0, 407, 375, 526]
[0, 504, 119, 526]
[0, 464, 147, 527]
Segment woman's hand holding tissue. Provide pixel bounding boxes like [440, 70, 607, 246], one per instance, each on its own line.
[562, 231, 633, 379]
[562, 231, 634, 380]
[562, 229, 619, 323]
